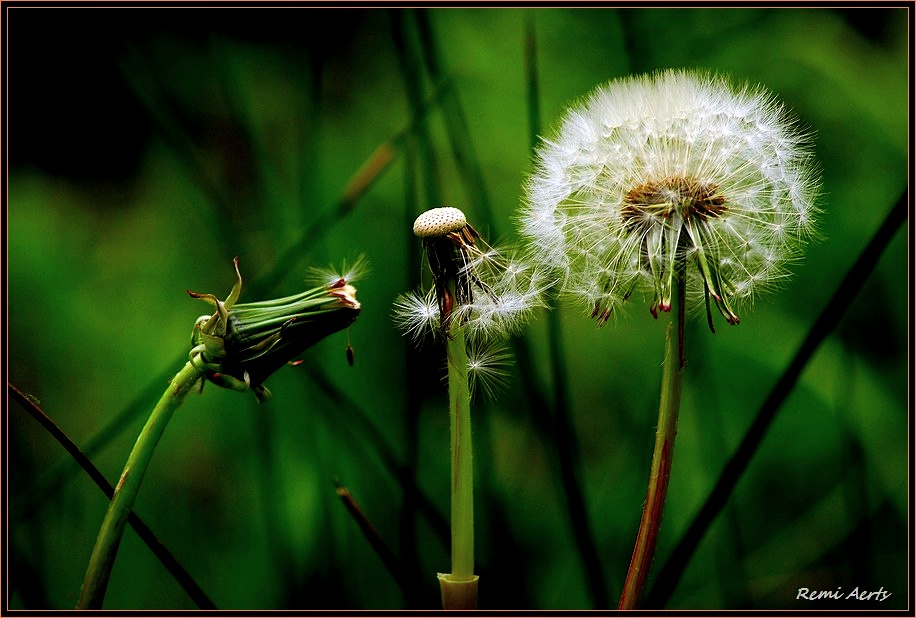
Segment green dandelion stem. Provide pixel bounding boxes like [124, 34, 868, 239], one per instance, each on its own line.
[77, 361, 205, 610]
[437, 284, 478, 609]
[446, 323, 474, 578]
[618, 260, 687, 610]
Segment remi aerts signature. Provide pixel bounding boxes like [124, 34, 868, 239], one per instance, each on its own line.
[797, 587, 892, 602]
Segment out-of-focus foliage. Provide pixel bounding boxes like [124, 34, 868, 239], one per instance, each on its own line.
[7, 7, 908, 610]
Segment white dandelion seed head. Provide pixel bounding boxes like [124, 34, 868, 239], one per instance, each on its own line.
[518, 68, 822, 327]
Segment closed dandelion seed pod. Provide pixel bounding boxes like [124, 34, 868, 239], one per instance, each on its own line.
[520, 69, 821, 327]
[188, 258, 362, 402]
[413, 206, 468, 238]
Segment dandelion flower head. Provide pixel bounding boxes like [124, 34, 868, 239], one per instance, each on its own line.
[519, 69, 821, 328]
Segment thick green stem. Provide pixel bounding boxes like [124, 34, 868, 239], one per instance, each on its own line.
[437, 322, 478, 609]
[77, 361, 204, 609]
[446, 325, 474, 577]
[618, 264, 686, 610]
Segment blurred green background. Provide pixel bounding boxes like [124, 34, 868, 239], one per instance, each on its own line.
[7, 7, 908, 610]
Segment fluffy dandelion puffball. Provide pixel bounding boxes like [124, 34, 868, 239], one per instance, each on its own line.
[519, 69, 821, 327]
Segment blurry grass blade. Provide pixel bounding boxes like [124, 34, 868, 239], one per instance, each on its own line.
[389, 14, 447, 602]
[412, 9, 495, 232]
[252, 81, 450, 296]
[299, 356, 449, 545]
[334, 479, 413, 596]
[8, 383, 217, 609]
[117, 44, 242, 251]
[390, 9, 446, 210]
[12, 369, 174, 523]
[524, 10, 541, 150]
[521, 13, 610, 608]
[209, 36, 289, 241]
[339, 142, 397, 212]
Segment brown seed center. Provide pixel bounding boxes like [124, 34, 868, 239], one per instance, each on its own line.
[620, 176, 726, 227]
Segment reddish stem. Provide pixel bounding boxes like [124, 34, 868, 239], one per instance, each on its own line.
[618, 263, 686, 609]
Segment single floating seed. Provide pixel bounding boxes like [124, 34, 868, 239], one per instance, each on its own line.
[413, 207, 467, 238]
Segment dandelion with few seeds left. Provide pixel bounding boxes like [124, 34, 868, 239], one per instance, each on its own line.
[393, 206, 546, 609]
[395, 208, 544, 345]
[78, 258, 361, 609]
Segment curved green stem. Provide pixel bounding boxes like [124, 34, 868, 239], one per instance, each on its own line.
[437, 320, 479, 609]
[618, 262, 686, 610]
[77, 361, 205, 609]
